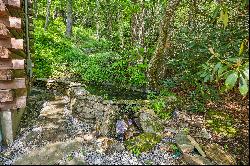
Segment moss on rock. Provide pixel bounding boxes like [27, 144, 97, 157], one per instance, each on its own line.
[124, 133, 163, 155]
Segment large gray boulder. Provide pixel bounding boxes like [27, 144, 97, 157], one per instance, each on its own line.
[69, 86, 119, 137]
[138, 109, 164, 134]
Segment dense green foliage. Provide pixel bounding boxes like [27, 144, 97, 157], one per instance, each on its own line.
[34, 0, 249, 101]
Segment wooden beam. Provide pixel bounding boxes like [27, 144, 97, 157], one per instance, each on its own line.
[0, 89, 13, 102]
[0, 88, 26, 102]
[0, 23, 23, 39]
[3, 0, 21, 8]
[0, 78, 26, 89]
[0, 69, 26, 80]
[0, 46, 10, 58]
[0, 0, 7, 17]
[0, 16, 22, 30]
[0, 96, 26, 109]
[0, 59, 25, 69]
[0, 69, 12, 80]
[0, 23, 10, 38]
[5, 6, 23, 18]
[0, 38, 23, 49]
[0, 46, 26, 59]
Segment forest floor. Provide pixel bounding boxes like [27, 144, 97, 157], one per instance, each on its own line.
[0, 87, 179, 165]
[0, 84, 248, 165]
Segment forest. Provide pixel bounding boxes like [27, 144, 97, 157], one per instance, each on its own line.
[1, 0, 248, 165]
[33, 0, 249, 164]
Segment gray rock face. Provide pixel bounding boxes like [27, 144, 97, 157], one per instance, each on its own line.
[139, 110, 164, 134]
[116, 120, 128, 135]
[175, 132, 194, 154]
[187, 135, 206, 157]
[175, 132, 206, 157]
[70, 87, 119, 137]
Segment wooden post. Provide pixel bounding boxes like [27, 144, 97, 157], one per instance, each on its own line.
[0, 0, 32, 146]
[0, 109, 14, 145]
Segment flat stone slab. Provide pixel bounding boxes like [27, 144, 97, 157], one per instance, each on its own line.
[175, 131, 194, 154]
[13, 138, 85, 165]
[183, 154, 214, 165]
[187, 135, 206, 157]
[204, 143, 236, 165]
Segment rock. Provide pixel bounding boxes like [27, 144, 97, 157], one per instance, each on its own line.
[70, 86, 120, 137]
[172, 109, 179, 119]
[124, 124, 140, 140]
[94, 137, 119, 154]
[116, 119, 128, 134]
[164, 127, 177, 134]
[64, 158, 86, 165]
[13, 138, 85, 165]
[125, 133, 163, 153]
[97, 108, 116, 137]
[106, 140, 126, 153]
[187, 135, 206, 157]
[69, 82, 81, 87]
[196, 128, 212, 139]
[83, 134, 95, 142]
[175, 131, 194, 154]
[139, 110, 164, 134]
[133, 118, 142, 130]
[183, 154, 214, 165]
[204, 143, 236, 165]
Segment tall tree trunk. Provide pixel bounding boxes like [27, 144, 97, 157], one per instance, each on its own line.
[44, 0, 51, 30]
[34, 0, 38, 18]
[147, 0, 181, 91]
[138, 0, 145, 50]
[131, 0, 145, 63]
[105, 0, 113, 40]
[66, 0, 73, 37]
[95, 0, 100, 40]
[118, 11, 124, 49]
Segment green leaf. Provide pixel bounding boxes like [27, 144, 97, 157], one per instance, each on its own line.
[222, 9, 229, 28]
[239, 40, 245, 56]
[213, 62, 222, 74]
[211, 6, 220, 23]
[220, 85, 228, 94]
[225, 72, 238, 89]
[227, 57, 240, 63]
[239, 77, 248, 96]
[218, 66, 228, 77]
[204, 74, 210, 83]
[218, 10, 224, 22]
[200, 71, 208, 78]
[243, 68, 249, 80]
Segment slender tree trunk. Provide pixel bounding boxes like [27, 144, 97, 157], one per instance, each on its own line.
[131, 0, 138, 46]
[66, 0, 73, 37]
[44, 0, 51, 30]
[138, 0, 145, 50]
[95, 0, 100, 40]
[118, 11, 124, 49]
[147, 0, 181, 91]
[34, 0, 38, 18]
[131, 0, 145, 63]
